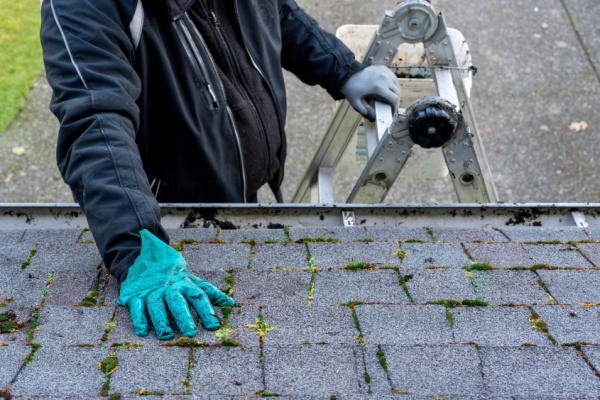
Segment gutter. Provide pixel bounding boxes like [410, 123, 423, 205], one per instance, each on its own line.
[0, 203, 599, 230]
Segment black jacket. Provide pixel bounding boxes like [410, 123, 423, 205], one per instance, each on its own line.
[41, 0, 363, 282]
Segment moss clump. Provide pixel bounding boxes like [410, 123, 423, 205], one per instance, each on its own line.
[161, 337, 209, 348]
[81, 239, 95, 244]
[220, 270, 235, 297]
[530, 311, 557, 345]
[0, 311, 23, 333]
[241, 239, 258, 246]
[181, 238, 199, 245]
[99, 353, 119, 396]
[463, 262, 493, 271]
[403, 238, 425, 243]
[445, 308, 454, 327]
[461, 299, 490, 307]
[425, 227, 437, 242]
[215, 321, 241, 347]
[398, 275, 413, 301]
[0, 296, 14, 307]
[341, 300, 364, 309]
[343, 260, 372, 270]
[74, 282, 100, 306]
[245, 311, 275, 343]
[427, 299, 489, 307]
[111, 342, 144, 349]
[255, 390, 279, 397]
[282, 226, 292, 244]
[264, 239, 277, 244]
[376, 348, 388, 372]
[296, 236, 341, 244]
[396, 248, 407, 260]
[21, 246, 37, 270]
[135, 388, 164, 396]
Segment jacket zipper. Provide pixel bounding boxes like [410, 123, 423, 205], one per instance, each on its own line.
[207, 3, 271, 186]
[226, 106, 247, 201]
[174, 18, 219, 109]
[180, 11, 248, 201]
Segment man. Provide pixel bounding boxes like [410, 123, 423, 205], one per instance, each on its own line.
[40, 0, 400, 339]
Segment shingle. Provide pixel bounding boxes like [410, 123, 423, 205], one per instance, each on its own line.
[536, 270, 600, 305]
[521, 244, 592, 267]
[499, 227, 587, 243]
[361, 345, 393, 396]
[452, 306, 550, 346]
[533, 306, 600, 345]
[431, 228, 507, 243]
[20, 229, 82, 246]
[405, 269, 475, 303]
[356, 305, 453, 345]
[189, 347, 263, 396]
[0, 243, 34, 270]
[480, 346, 600, 397]
[362, 226, 432, 242]
[35, 305, 116, 347]
[10, 347, 108, 397]
[0, 230, 24, 244]
[166, 228, 218, 244]
[218, 228, 286, 244]
[26, 243, 102, 273]
[263, 344, 363, 397]
[382, 345, 485, 395]
[400, 243, 470, 268]
[110, 347, 190, 395]
[0, 267, 47, 310]
[288, 226, 371, 242]
[464, 243, 532, 269]
[308, 241, 401, 269]
[576, 243, 600, 267]
[261, 305, 356, 345]
[44, 269, 99, 306]
[233, 270, 311, 307]
[249, 243, 309, 269]
[0, 344, 30, 389]
[182, 244, 251, 271]
[471, 270, 553, 305]
[312, 270, 409, 305]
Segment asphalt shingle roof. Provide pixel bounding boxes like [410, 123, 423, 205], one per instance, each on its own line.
[2, 222, 600, 398]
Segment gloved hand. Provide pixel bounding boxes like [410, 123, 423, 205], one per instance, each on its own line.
[341, 65, 401, 122]
[118, 229, 235, 340]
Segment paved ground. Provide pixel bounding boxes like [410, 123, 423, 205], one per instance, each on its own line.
[3, 222, 600, 398]
[0, 0, 599, 204]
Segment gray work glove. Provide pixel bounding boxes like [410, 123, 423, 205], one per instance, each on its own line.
[341, 66, 400, 122]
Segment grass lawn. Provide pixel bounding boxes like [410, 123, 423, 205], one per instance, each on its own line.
[0, 0, 44, 136]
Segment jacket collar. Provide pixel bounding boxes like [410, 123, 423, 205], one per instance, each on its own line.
[164, 0, 195, 19]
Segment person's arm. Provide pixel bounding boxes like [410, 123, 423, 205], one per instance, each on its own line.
[278, 0, 400, 120]
[41, 0, 233, 339]
[41, 0, 165, 282]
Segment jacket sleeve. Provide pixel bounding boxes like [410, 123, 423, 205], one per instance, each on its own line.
[278, 0, 365, 100]
[41, 0, 168, 283]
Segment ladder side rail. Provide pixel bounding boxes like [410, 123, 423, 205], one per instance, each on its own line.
[424, 14, 499, 202]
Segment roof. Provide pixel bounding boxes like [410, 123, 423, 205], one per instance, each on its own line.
[2, 204, 600, 398]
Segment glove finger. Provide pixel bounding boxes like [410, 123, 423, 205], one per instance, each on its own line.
[128, 297, 149, 337]
[183, 285, 221, 331]
[361, 101, 376, 122]
[146, 290, 174, 340]
[191, 276, 236, 307]
[165, 287, 197, 337]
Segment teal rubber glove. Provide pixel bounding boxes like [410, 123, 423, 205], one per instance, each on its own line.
[341, 65, 401, 122]
[118, 229, 235, 340]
